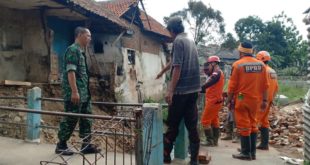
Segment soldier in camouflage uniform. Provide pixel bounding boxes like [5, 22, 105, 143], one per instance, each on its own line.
[55, 27, 100, 155]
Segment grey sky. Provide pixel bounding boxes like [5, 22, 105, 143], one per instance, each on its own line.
[143, 0, 309, 40]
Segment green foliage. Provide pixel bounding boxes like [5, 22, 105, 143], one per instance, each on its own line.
[198, 56, 206, 65]
[277, 67, 304, 77]
[268, 54, 285, 69]
[278, 82, 308, 101]
[234, 12, 308, 73]
[256, 21, 287, 57]
[164, 0, 225, 45]
[162, 106, 168, 124]
[143, 97, 157, 103]
[234, 16, 265, 43]
[221, 33, 239, 50]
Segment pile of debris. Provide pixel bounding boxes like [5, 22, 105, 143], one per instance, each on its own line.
[269, 103, 304, 148]
[219, 102, 304, 149]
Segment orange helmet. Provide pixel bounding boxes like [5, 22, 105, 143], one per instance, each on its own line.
[207, 56, 220, 63]
[256, 51, 271, 62]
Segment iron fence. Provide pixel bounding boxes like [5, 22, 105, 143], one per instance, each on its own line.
[0, 93, 143, 165]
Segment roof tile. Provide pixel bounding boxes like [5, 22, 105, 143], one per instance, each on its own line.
[99, 0, 138, 17]
[99, 0, 171, 38]
[69, 0, 127, 28]
[140, 10, 171, 38]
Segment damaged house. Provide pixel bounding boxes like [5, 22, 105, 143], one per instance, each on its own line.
[98, 0, 171, 103]
[0, 0, 126, 83]
[0, 0, 171, 103]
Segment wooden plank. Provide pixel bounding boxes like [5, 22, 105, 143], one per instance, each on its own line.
[1, 80, 31, 86]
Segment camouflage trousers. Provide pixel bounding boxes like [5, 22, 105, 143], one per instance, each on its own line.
[58, 101, 92, 142]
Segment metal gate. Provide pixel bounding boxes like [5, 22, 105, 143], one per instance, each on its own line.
[0, 88, 143, 165]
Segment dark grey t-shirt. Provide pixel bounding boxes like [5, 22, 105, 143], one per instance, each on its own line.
[171, 33, 200, 94]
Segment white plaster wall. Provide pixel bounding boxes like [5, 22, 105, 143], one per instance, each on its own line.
[115, 48, 141, 103]
[115, 47, 167, 103]
[91, 31, 168, 103]
[140, 51, 166, 100]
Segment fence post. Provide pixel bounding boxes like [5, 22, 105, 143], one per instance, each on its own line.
[142, 103, 163, 165]
[26, 87, 41, 143]
[135, 108, 143, 165]
[174, 120, 188, 160]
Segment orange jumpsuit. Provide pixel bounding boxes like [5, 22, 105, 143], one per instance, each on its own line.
[257, 65, 278, 128]
[228, 56, 269, 136]
[201, 70, 225, 128]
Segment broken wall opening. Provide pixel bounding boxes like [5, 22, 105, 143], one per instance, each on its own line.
[47, 16, 78, 81]
[113, 23, 170, 103]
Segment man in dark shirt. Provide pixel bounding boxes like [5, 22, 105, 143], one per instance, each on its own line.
[163, 17, 201, 165]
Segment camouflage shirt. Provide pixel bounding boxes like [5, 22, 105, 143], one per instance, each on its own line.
[62, 43, 90, 102]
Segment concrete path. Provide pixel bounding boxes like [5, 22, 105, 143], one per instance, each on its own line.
[0, 136, 135, 165]
[206, 140, 284, 165]
[0, 136, 286, 165]
[168, 139, 284, 165]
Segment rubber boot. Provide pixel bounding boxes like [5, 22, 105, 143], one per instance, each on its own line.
[257, 127, 269, 150]
[55, 141, 74, 156]
[232, 136, 252, 160]
[81, 137, 101, 154]
[201, 128, 214, 146]
[189, 143, 200, 165]
[250, 133, 257, 160]
[221, 122, 233, 140]
[237, 133, 257, 159]
[212, 127, 220, 146]
[163, 135, 173, 164]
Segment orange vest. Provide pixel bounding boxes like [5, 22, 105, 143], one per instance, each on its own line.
[228, 56, 269, 99]
[206, 70, 225, 104]
[266, 65, 278, 102]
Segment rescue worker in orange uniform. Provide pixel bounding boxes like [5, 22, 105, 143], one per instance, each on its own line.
[256, 51, 278, 150]
[201, 56, 225, 147]
[226, 42, 269, 160]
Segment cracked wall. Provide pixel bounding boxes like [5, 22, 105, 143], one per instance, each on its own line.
[0, 7, 49, 82]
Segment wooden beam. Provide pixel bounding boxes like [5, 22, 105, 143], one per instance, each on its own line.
[1, 80, 31, 86]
